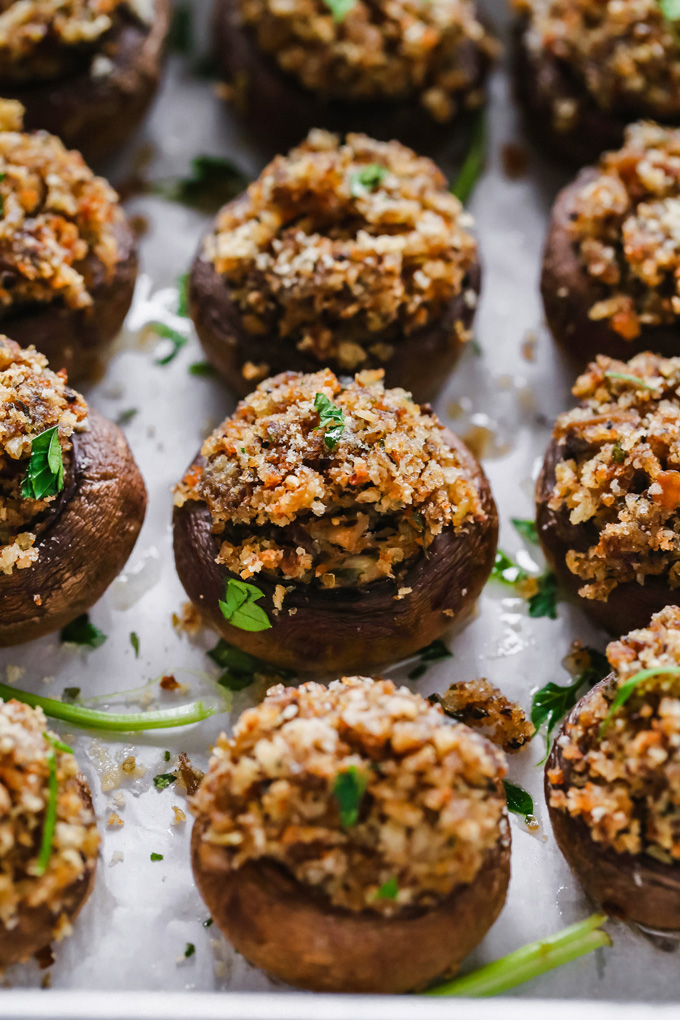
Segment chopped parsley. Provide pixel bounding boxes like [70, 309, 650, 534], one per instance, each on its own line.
[116, 408, 138, 426]
[208, 638, 295, 689]
[333, 765, 368, 827]
[659, 0, 680, 21]
[512, 518, 538, 544]
[502, 780, 533, 821]
[62, 687, 81, 703]
[151, 323, 189, 365]
[21, 426, 64, 500]
[184, 942, 196, 958]
[177, 272, 190, 317]
[189, 361, 217, 377]
[531, 647, 609, 756]
[603, 370, 658, 392]
[322, 0, 357, 20]
[528, 572, 559, 620]
[350, 163, 387, 196]
[60, 614, 107, 649]
[164, 750, 171, 762]
[153, 773, 177, 790]
[451, 111, 486, 205]
[376, 877, 399, 900]
[203, 917, 213, 928]
[611, 441, 626, 464]
[155, 155, 248, 211]
[150, 852, 164, 861]
[130, 632, 140, 658]
[600, 666, 680, 736]
[219, 579, 271, 632]
[314, 392, 345, 449]
[35, 751, 58, 876]
[490, 551, 559, 620]
[408, 639, 452, 680]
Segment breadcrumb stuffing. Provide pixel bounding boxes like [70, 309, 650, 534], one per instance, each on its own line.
[204, 131, 479, 370]
[548, 606, 680, 861]
[192, 676, 507, 914]
[175, 368, 486, 587]
[433, 678, 535, 752]
[0, 99, 124, 315]
[238, 0, 496, 120]
[516, 0, 680, 119]
[0, 337, 88, 574]
[568, 123, 680, 339]
[546, 352, 680, 601]
[0, 699, 99, 937]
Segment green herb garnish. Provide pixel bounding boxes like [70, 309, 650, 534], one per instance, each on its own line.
[151, 323, 188, 365]
[184, 943, 196, 958]
[611, 441, 626, 464]
[154, 156, 248, 211]
[408, 639, 452, 680]
[208, 639, 295, 690]
[314, 392, 345, 449]
[322, 0, 357, 20]
[376, 877, 399, 900]
[44, 733, 74, 755]
[600, 666, 680, 735]
[531, 647, 609, 757]
[21, 426, 64, 500]
[62, 687, 81, 703]
[169, 1, 193, 53]
[350, 163, 387, 196]
[490, 551, 559, 620]
[491, 550, 528, 586]
[150, 852, 163, 861]
[130, 632, 140, 658]
[219, 579, 271, 632]
[512, 518, 538, 543]
[61, 614, 107, 649]
[35, 751, 58, 876]
[503, 780, 533, 821]
[528, 572, 558, 620]
[203, 917, 213, 928]
[659, 0, 680, 22]
[333, 765, 368, 828]
[116, 408, 138, 426]
[451, 111, 486, 205]
[164, 750, 171, 762]
[604, 371, 658, 392]
[425, 913, 610, 998]
[0, 682, 216, 732]
[189, 361, 217, 377]
[177, 272, 190, 317]
[153, 773, 177, 790]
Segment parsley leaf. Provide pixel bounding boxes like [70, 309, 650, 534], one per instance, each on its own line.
[208, 638, 295, 689]
[604, 370, 658, 392]
[660, 0, 680, 21]
[62, 687, 81, 703]
[333, 765, 368, 827]
[177, 272, 190, 317]
[512, 518, 538, 543]
[408, 639, 452, 680]
[116, 407, 138, 426]
[322, 0, 357, 20]
[150, 852, 163, 861]
[155, 156, 248, 211]
[314, 392, 345, 449]
[376, 877, 399, 900]
[490, 550, 559, 620]
[491, 550, 529, 586]
[21, 426, 64, 500]
[351, 163, 387, 196]
[528, 572, 558, 619]
[600, 666, 680, 735]
[61, 614, 107, 649]
[150, 323, 188, 365]
[130, 632, 140, 658]
[531, 647, 609, 756]
[503, 780, 533, 820]
[219, 579, 271, 632]
[184, 942, 196, 958]
[164, 750, 171, 762]
[203, 917, 213, 928]
[611, 441, 626, 464]
[153, 773, 177, 790]
[189, 361, 217, 377]
[451, 111, 486, 205]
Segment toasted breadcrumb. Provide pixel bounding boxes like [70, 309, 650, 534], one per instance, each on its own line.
[204, 131, 478, 370]
[547, 352, 680, 601]
[433, 678, 535, 752]
[192, 676, 507, 914]
[548, 606, 680, 860]
[175, 368, 485, 587]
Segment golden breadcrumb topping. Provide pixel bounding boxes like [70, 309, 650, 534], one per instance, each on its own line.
[237, 0, 496, 121]
[192, 676, 507, 914]
[175, 368, 485, 588]
[0, 699, 99, 935]
[547, 352, 680, 601]
[0, 337, 88, 574]
[548, 605, 680, 861]
[433, 678, 535, 753]
[515, 0, 680, 117]
[0, 99, 123, 314]
[204, 130, 479, 372]
[567, 123, 680, 339]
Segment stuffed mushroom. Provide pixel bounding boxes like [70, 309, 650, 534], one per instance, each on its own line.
[0, 100, 138, 382]
[173, 368, 498, 674]
[547, 606, 680, 930]
[536, 352, 680, 635]
[213, 0, 496, 152]
[0, 337, 146, 646]
[0, 0, 170, 165]
[514, 0, 680, 165]
[189, 131, 481, 403]
[542, 123, 680, 365]
[191, 675, 510, 993]
[0, 699, 99, 966]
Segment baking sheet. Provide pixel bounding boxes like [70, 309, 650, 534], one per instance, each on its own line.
[2, 0, 679, 1012]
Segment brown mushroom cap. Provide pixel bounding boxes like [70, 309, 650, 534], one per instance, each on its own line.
[191, 809, 509, 993]
[213, 0, 490, 156]
[0, 0, 170, 166]
[0, 775, 97, 966]
[189, 242, 481, 403]
[0, 218, 138, 384]
[541, 168, 680, 367]
[536, 435, 674, 634]
[546, 678, 680, 930]
[0, 407, 147, 646]
[173, 428, 497, 674]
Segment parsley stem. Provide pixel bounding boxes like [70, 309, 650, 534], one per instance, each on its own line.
[451, 111, 487, 205]
[424, 913, 610, 997]
[0, 682, 216, 731]
[36, 751, 58, 876]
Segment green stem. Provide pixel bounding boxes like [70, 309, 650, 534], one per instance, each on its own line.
[0, 682, 217, 732]
[424, 913, 610, 997]
[451, 112, 487, 205]
[36, 751, 58, 876]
